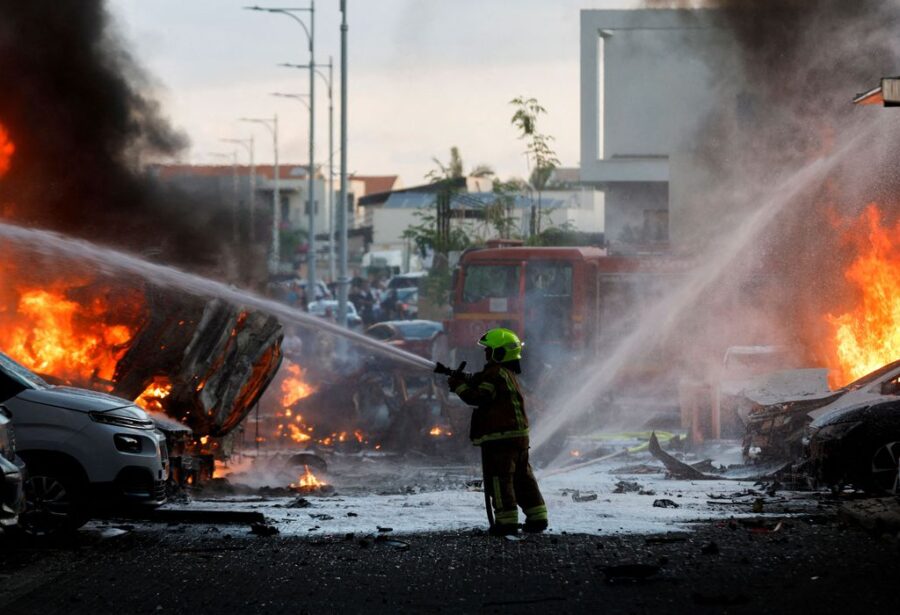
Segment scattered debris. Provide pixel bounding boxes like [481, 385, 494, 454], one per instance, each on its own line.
[700, 541, 720, 555]
[377, 526, 393, 533]
[648, 432, 721, 480]
[286, 497, 312, 508]
[375, 535, 410, 551]
[308, 513, 334, 521]
[571, 491, 598, 502]
[611, 463, 664, 475]
[250, 522, 279, 536]
[613, 480, 643, 494]
[652, 499, 680, 509]
[839, 497, 900, 533]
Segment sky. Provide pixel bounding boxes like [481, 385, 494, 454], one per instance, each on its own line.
[109, 0, 641, 185]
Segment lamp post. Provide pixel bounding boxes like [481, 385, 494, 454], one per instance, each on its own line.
[337, 0, 349, 326]
[221, 136, 256, 242]
[239, 116, 280, 274]
[246, 2, 317, 299]
[270, 92, 316, 282]
[280, 59, 335, 285]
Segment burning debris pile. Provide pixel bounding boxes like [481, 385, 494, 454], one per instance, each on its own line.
[0, 252, 283, 443]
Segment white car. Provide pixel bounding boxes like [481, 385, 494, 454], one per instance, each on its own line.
[308, 300, 363, 329]
[0, 352, 168, 535]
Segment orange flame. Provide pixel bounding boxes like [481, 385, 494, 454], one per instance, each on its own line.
[134, 377, 173, 413]
[0, 122, 14, 177]
[280, 362, 315, 407]
[290, 465, 325, 490]
[429, 426, 452, 437]
[0, 283, 138, 384]
[827, 204, 900, 385]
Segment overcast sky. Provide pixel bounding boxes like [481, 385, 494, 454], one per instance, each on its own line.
[110, 0, 641, 185]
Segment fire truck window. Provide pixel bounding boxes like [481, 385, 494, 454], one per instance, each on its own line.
[524, 263, 572, 354]
[463, 265, 520, 303]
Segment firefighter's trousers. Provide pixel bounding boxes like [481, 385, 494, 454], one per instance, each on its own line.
[481, 439, 547, 529]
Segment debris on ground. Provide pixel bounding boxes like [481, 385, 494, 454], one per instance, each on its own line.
[613, 480, 643, 494]
[649, 432, 721, 480]
[286, 497, 312, 508]
[700, 541, 720, 555]
[571, 491, 598, 502]
[839, 497, 900, 533]
[250, 522, 279, 536]
[652, 499, 680, 509]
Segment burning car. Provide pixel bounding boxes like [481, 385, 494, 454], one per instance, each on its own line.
[364, 320, 445, 360]
[744, 359, 900, 463]
[805, 398, 900, 494]
[0, 351, 168, 535]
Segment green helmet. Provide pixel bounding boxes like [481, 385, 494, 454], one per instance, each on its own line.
[478, 328, 524, 363]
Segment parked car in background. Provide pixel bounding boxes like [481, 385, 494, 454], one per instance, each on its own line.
[308, 300, 363, 330]
[0, 352, 168, 535]
[387, 271, 427, 290]
[380, 287, 419, 321]
[0, 405, 25, 530]
[364, 320, 445, 360]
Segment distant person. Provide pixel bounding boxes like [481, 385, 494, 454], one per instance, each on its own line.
[356, 280, 377, 325]
[436, 328, 548, 536]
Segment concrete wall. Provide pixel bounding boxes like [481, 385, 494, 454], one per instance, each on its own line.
[579, 9, 739, 250]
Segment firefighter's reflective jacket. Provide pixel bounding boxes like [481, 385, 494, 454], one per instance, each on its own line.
[451, 363, 529, 446]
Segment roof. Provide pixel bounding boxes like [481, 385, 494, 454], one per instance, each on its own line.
[350, 175, 399, 196]
[152, 164, 325, 181]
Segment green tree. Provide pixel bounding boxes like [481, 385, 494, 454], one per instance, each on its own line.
[510, 96, 560, 236]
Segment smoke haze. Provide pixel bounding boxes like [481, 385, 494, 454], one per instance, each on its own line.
[0, 0, 231, 267]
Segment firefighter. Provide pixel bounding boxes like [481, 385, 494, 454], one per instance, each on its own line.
[446, 328, 548, 535]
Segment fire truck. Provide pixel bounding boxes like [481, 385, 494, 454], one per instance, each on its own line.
[445, 243, 686, 392]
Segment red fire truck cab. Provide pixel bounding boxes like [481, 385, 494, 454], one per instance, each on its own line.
[446, 245, 683, 385]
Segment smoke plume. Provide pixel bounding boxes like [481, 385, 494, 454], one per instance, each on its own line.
[0, 0, 230, 268]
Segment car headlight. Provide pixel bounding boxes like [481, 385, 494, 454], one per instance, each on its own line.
[114, 434, 144, 453]
[90, 411, 155, 430]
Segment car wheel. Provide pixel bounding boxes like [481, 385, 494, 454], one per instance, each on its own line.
[19, 462, 88, 537]
[870, 441, 900, 494]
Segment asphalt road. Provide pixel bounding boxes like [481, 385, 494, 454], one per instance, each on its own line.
[1, 515, 898, 614]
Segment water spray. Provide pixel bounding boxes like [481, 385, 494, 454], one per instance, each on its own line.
[0, 222, 436, 373]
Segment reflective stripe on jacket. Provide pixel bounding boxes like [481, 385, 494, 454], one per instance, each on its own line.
[454, 363, 528, 445]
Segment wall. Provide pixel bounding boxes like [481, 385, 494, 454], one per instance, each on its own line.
[579, 9, 740, 250]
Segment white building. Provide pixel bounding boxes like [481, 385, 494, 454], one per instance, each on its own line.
[579, 9, 739, 250]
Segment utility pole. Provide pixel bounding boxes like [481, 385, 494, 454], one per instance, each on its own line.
[338, 0, 349, 326]
[239, 116, 280, 274]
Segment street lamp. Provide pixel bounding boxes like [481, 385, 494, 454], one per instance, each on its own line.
[338, 0, 349, 327]
[280, 58, 336, 284]
[207, 151, 240, 243]
[239, 115, 280, 275]
[246, 2, 318, 301]
[221, 136, 256, 242]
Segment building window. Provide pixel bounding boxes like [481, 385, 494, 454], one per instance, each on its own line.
[280, 196, 290, 223]
[304, 199, 320, 215]
[347, 193, 356, 212]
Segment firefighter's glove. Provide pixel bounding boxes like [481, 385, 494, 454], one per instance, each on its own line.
[447, 375, 464, 391]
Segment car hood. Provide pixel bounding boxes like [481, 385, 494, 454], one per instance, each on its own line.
[15, 387, 138, 414]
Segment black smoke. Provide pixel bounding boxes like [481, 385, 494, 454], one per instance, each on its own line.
[642, 1, 900, 366]
[0, 0, 230, 268]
